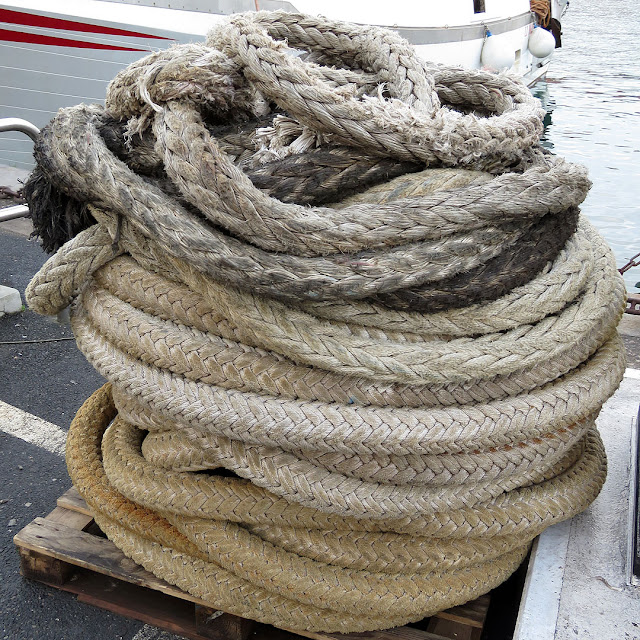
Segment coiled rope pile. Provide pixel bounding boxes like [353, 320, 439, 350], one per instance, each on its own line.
[24, 11, 625, 633]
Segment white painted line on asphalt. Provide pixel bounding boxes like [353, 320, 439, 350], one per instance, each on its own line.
[0, 400, 66, 455]
[624, 367, 640, 380]
[0, 400, 179, 640]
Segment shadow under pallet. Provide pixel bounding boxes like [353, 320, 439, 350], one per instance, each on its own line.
[13, 488, 489, 640]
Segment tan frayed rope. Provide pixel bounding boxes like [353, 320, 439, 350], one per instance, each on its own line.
[26, 10, 625, 633]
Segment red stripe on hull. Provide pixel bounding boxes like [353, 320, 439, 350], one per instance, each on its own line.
[0, 28, 147, 51]
[0, 8, 169, 40]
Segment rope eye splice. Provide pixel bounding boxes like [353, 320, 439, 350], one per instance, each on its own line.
[25, 10, 624, 634]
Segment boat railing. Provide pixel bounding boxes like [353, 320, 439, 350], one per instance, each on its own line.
[0, 118, 39, 222]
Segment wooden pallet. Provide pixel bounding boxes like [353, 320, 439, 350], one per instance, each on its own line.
[13, 488, 489, 640]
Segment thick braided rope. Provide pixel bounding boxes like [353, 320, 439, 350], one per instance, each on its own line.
[303, 216, 597, 334]
[112, 370, 603, 471]
[25, 225, 120, 316]
[147, 99, 585, 257]
[23, 11, 626, 632]
[203, 12, 543, 169]
[63, 386, 412, 631]
[128, 414, 592, 518]
[111, 419, 552, 617]
[77, 272, 612, 409]
[74, 219, 617, 409]
[140, 415, 592, 488]
[73, 306, 624, 458]
[37, 105, 535, 304]
[103, 408, 605, 539]
[99, 215, 595, 338]
[27, 217, 617, 372]
[66, 385, 609, 633]
[93, 216, 625, 385]
[95, 510, 528, 632]
[72, 386, 609, 541]
[66, 387, 532, 631]
[245, 522, 527, 573]
[106, 414, 586, 519]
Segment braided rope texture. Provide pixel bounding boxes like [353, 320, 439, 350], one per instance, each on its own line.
[24, 10, 626, 634]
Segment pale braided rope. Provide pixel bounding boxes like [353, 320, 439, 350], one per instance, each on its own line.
[97, 402, 596, 589]
[64, 384, 605, 631]
[27, 215, 623, 389]
[118, 380, 593, 483]
[106, 414, 585, 519]
[37, 106, 536, 305]
[63, 386, 417, 631]
[125, 415, 590, 518]
[301, 218, 596, 335]
[25, 226, 120, 317]
[24, 10, 624, 631]
[139, 415, 592, 488]
[64, 384, 536, 584]
[147, 99, 586, 257]
[65, 388, 534, 631]
[97, 510, 528, 632]
[27, 218, 622, 391]
[72, 385, 609, 541]
[102, 408, 604, 538]
[90, 215, 626, 385]
[203, 12, 544, 169]
[161, 511, 526, 619]
[98, 217, 596, 340]
[28, 210, 624, 517]
[77, 257, 615, 409]
[71, 297, 624, 458]
[244, 523, 526, 573]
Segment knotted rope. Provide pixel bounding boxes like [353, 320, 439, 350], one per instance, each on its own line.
[25, 11, 624, 633]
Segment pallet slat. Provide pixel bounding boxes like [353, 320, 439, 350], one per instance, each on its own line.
[16, 517, 200, 601]
[57, 486, 93, 516]
[14, 489, 489, 640]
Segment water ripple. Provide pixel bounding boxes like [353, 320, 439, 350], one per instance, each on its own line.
[536, 0, 640, 291]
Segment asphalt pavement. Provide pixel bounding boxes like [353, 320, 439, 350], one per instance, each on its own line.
[0, 219, 186, 640]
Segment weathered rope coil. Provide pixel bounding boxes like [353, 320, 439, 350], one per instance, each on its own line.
[25, 10, 625, 633]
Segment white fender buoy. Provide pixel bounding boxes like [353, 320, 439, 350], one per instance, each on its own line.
[528, 25, 556, 58]
[480, 30, 515, 71]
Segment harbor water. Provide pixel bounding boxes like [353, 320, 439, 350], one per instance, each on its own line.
[534, 0, 640, 292]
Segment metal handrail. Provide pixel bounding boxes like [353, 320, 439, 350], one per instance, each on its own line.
[0, 118, 39, 142]
[0, 118, 39, 222]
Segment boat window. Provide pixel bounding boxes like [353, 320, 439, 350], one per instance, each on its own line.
[474, 0, 486, 12]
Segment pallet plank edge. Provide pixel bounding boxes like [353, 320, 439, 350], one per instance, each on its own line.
[13, 517, 212, 606]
